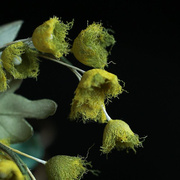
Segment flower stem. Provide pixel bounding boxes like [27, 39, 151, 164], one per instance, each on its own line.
[0, 142, 47, 165]
[9, 146, 47, 165]
[26, 166, 37, 180]
[101, 105, 111, 121]
[39, 54, 85, 74]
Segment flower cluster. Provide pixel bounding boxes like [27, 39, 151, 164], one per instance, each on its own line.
[0, 16, 145, 180]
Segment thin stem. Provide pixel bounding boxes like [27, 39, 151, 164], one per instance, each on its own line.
[71, 69, 82, 81]
[26, 167, 37, 180]
[1, 143, 47, 165]
[39, 54, 85, 74]
[101, 105, 111, 121]
[11, 147, 47, 165]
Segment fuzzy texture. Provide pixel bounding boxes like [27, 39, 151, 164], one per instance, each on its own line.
[45, 155, 90, 180]
[0, 59, 7, 92]
[32, 17, 73, 58]
[70, 69, 123, 123]
[72, 22, 115, 68]
[0, 159, 24, 180]
[1, 41, 39, 79]
[101, 119, 142, 154]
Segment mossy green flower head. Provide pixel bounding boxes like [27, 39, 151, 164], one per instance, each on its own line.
[70, 69, 123, 123]
[32, 16, 73, 58]
[72, 22, 116, 68]
[0, 59, 7, 92]
[1, 41, 39, 79]
[45, 155, 93, 180]
[101, 119, 142, 154]
[0, 159, 24, 180]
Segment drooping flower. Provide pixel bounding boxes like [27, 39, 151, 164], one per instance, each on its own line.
[72, 22, 115, 68]
[45, 155, 95, 180]
[0, 59, 7, 92]
[101, 119, 142, 154]
[1, 41, 39, 79]
[0, 159, 24, 180]
[70, 69, 123, 123]
[32, 16, 73, 58]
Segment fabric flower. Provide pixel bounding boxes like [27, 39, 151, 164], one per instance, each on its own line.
[72, 22, 115, 68]
[101, 119, 142, 154]
[1, 41, 39, 79]
[45, 155, 94, 180]
[70, 69, 123, 123]
[32, 16, 73, 58]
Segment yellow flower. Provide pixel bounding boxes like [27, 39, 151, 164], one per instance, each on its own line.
[0, 159, 24, 180]
[101, 119, 142, 154]
[32, 16, 73, 58]
[0, 59, 7, 92]
[72, 22, 115, 68]
[70, 69, 123, 123]
[45, 155, 92, 180]
[1, 41, 39, 79]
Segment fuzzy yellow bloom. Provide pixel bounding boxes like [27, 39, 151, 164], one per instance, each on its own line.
[45, 155, 92, 180]
[70, 69, 123, 123]
[72, 22, 115, 68]
[32, 17, 73, 58]
[0, 59, 7, 92]
[1, 41, 39, 79]
[101, 119, 142, 154]
[0, 159, 24, 180]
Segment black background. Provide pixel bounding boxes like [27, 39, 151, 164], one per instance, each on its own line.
[1, 1, 179, 179]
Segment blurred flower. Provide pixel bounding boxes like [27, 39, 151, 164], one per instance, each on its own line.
[0, 59, 7, 92]
[45, 155, 95, 180]
[70, 69, 123, 123]
[0, 159, 24, 180]
[1, 41, 39, 79]
[32, 16, 73, 58]
[101, 119, 142, 154]
[72, 22, 115, 68]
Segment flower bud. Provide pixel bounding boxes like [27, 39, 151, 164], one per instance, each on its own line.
[1, 41, 39, 79]
[45, 155, 91, 180]
[72, 22, 115, 68]
[32, 16, 73, 58]
[70, 69, 123, 123]
[101, 119, 142, 154]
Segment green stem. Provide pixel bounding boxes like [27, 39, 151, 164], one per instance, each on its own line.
[0, 142, 31, 180]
